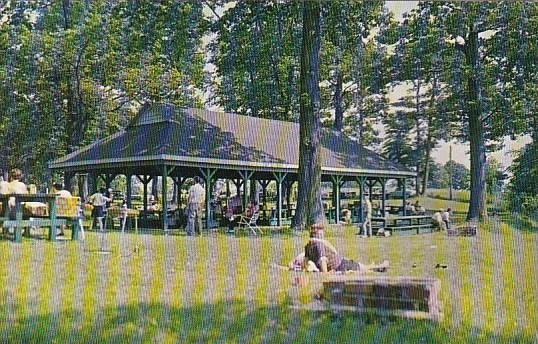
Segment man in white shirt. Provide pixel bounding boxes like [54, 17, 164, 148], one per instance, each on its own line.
[359, 198, 373, 238]
[89, 188, 112, 232]
[442, 208, 452, 230]
[186, 176, 205, 235]
[7, 169, 28, 213]
[8, 168, 28, 195]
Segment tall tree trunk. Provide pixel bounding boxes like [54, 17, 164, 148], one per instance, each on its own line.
[293, 1, 325, 230]
[414, 77, 422, 196]
[333, 69, 344, 131]
[465, 26, 487, 221]
[421, 72, 439, 195]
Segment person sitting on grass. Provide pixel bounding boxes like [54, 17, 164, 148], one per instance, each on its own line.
[304, 223, 389, 273]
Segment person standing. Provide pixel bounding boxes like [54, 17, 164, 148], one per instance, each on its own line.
[88, 188, 112, 232]
[186, 176, 205, 236]
[442, 208, 452, 230]
[359, 198, 373, 238]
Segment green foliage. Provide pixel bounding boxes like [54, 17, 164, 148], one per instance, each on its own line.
[510, 141, 538, 214]
[0, 0, 208, 185]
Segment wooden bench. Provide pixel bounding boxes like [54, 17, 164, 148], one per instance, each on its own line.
[3, 218, 67, 242]
[321, 276, 442, 321]
[1, 195, 83, 242]
[387, 224, 433, 235]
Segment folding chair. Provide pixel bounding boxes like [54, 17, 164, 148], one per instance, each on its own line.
[237, 211, 263, 235]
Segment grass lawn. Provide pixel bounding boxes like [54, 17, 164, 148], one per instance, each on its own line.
[1, 216, 537, 343]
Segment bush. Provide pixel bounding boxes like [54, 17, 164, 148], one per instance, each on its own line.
[509, 192, 538, 216]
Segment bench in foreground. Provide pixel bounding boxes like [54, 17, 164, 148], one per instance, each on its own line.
[309, 276, 442, 321]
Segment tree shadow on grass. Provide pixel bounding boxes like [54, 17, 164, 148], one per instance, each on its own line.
[1, 301, 535, 343]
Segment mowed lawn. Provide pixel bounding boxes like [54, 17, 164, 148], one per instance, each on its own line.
[1, 220, 537, 343]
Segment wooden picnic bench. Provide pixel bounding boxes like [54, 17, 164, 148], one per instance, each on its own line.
[385, 215, 433, 234]
[0, 194, 82, 242]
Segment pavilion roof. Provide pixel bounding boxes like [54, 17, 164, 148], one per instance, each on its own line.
[49, 104, 415, 178]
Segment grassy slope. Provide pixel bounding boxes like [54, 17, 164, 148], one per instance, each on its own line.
[0, 219, 537, 343]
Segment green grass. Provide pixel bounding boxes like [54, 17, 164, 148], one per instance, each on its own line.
[0, 219, 537, 342]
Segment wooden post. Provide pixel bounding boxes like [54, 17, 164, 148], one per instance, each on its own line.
[90, 172, 98, 194]
[273, 172, 288, 226]
[161, 166, 168, 233]
[357, 176, 366, 224]
[200, 168, 217, 230]
[285, 180, 292, 218]
[238, 170, 254, 211]
[381, 178, 387, 217]
[48, 197, 57, 242]
[402, 178, 407, 216]
[126, 174, 132, 208]
[258, 180, 270, 221]
[368, 180, 373, 201]
[14, 198, 23, 242]
[137, 175, 153, 226]
[330, 175, 344, 224]
[174, 176, 186, 209]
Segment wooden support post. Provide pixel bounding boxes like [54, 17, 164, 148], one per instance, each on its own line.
[330, 175, 344, 224]
[136, 175, 153, 226]
[357, 176, 366, 224]
[103, 173, 115, 190]
[90, 172, 98, 194]
[258, 180, 270, 221]
[126, 174, 132, 208]
[402, 178, 407, 216]
[368, 180, 373, 201]
[174, 176, 186, 209]
[48, 198, 57, 242]
[200, 168, 217, 230]
[273, 172, 288, 226]
[161, 166, 168, 233]
[285, 180, 292, 217]
[381, 178, 387, 217]
[238, 170, 254, 211]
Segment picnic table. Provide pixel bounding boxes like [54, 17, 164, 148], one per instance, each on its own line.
[385, 215, 433, 234]
[0, 194, 80, 242]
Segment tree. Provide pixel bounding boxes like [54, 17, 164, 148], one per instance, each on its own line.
[382, 110, 414, 166]
[443, 160, 470, 190]
[293, 1, 324, 230]
[427, 162, 448, 189]
[509, 141, 538, 213]
[393, 2, 537, 221]
[389, 3, 452, 196]
[485, 158, 506, 192]
[318, 1, 386, 139]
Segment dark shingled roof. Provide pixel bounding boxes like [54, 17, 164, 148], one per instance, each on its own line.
[50, 104, 414, 177]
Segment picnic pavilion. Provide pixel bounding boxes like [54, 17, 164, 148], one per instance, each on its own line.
[49, 103, 416, 231]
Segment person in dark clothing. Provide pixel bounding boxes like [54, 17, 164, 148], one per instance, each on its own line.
[304, 224, 389, 273]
